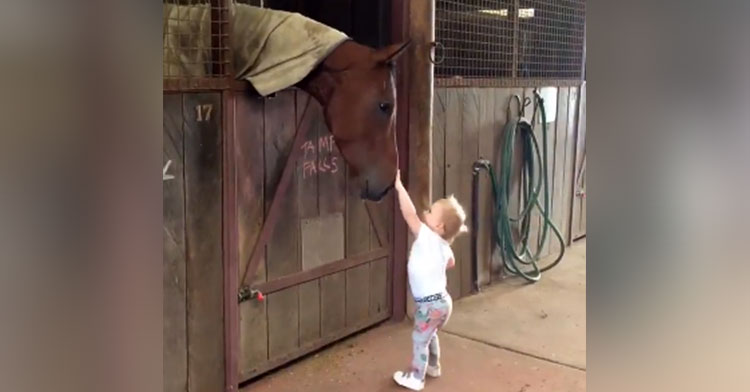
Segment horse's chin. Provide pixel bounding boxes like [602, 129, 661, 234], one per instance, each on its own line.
[361, 182, 393, 202]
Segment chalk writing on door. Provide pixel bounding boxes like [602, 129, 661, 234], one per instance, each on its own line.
[163, 160, 175, 181]
[300, 135, 339, 179]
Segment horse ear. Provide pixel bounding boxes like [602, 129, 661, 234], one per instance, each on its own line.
[374, 40, 412, 66]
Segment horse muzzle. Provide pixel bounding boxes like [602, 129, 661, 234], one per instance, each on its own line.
[361, 181, 393, 202]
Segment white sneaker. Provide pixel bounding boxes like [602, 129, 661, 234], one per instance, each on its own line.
[426, 365, 441, 378]
[393, 370, 425, 391]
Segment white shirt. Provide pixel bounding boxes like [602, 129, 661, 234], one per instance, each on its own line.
[407, 224, 454, 298]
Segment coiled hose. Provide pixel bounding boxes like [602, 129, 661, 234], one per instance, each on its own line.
[473, 90, 565, 283]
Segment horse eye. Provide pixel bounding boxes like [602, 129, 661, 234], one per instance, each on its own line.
[378, 102, 393, 114]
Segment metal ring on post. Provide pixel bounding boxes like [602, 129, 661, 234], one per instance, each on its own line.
[429, 41, 445, 65]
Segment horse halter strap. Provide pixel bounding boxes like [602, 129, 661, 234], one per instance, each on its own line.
[238, 96, 313, 302]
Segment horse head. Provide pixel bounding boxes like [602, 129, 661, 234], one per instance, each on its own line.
[300, 40, 410, 201]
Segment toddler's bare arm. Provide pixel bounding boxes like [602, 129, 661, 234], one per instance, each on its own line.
[394, 170, 422, 236]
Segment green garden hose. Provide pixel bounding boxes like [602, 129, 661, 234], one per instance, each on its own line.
[474, 90, 565, 283]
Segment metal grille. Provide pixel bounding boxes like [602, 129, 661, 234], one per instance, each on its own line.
[436, 0, 585, 86]
[517, 0, 585, 79]
[436, 0, 515, 81]
[163, 0, 231, 91]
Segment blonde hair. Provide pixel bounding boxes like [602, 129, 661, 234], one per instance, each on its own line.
[435, 195, 468, 243]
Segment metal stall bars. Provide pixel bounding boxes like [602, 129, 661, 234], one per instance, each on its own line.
[435, 0, 515, 86]
[163, 0, 232, 91]
[516, 0, 585, 81]
[434, 0, 585, 87]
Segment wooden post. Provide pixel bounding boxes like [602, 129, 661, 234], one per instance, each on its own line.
[406, 0, 434, 318]
[222, 91, 238, 392]
[408, 0, 434, 216]
[390, 0, 410, 322]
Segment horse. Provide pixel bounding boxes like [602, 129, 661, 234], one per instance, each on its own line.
[296, 40, 409, 201]
[163, 3, 409, 201]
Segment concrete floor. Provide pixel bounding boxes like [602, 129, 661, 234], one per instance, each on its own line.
[443, 240, 586, 369]
[244, 240, 586, 392]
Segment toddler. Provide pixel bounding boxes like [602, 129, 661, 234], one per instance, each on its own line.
[392, 170, 467, 391]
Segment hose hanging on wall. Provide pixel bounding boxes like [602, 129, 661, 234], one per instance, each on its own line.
[472, 89, 565, 284]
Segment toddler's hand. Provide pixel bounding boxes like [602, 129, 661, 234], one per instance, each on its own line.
[395, 170, 404, 190]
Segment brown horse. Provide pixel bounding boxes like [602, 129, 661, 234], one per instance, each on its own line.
[163, 3, 408, 201]
[296, 40, 409, 201]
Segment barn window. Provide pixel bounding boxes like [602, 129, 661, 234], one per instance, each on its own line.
[436, 0, 586, 86]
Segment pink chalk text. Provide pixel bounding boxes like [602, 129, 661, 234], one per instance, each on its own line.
[300, 135, 340, 179]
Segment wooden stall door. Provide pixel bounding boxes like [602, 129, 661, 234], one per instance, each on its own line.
[571, 83, 586, 240]
[235, 90, 394, 382]
[164, 92, 225, 392]
[164, 94, 187, 392]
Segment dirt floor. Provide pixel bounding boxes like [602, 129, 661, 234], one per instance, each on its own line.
[243, 240, 586, 392]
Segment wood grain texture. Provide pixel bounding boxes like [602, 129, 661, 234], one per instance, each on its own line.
[538, 88, 556, 258]
[298, 279, 321, 345]
[239, 298, 267, 375]
[458, 88, 479, 297]
[551, 87, 570, 255]
[239, 312, 390, 382]
[256, 248, 388, 295]
[433, 88, 447, 200]
[163, 94, 187, 392]
[267, 286, 300, 359]
[314, 94, 347, 216]
[369, 257, 388, 317]
[346, 171, 370, 256]
[366, 197, 391, 249]
[320, 271, 346, 336]
[477, 88, 495, 286]
[406, 0, 435, 237]
[236, 94, 266, 284]
[571, 83, 587, 240]
[184, 92, 224, 392]
[443, 88, 462, 298]
[264, 91, 300, 279]
[297, 92, 320, 220]
[234, 93, 270, 378]
[562, 87, 579, 245]
[537, 87, 555, 259]
[301, 213, 344, 270]
[262, 91, 301, 374]
[345, 263, 370, 326]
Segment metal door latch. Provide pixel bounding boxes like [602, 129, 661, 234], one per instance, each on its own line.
[238, 286, 264, 303]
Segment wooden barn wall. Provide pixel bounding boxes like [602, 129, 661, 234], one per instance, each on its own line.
[432, 85, 585, 298]
[164, 93, 225, 392]
[570, 83, 587, 241]
[163, 88, 395, 391]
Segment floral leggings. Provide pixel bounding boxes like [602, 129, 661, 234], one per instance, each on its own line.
[410, 293, 453, 380]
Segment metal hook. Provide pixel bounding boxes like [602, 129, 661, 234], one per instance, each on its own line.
[508, 94, 524, 118]
[429, 41, 445, 65]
